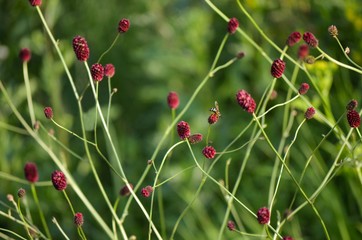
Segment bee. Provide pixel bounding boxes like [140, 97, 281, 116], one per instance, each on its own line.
[209, 101, 221, 117]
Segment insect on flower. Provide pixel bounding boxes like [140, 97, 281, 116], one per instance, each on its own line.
[209, 101, 221, 118]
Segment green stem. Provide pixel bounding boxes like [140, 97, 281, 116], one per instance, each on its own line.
[22, 62, 36, 126]
[31, 184, 52, 239]
[97, 34, 120, 63]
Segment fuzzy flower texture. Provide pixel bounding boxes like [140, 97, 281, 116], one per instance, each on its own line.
[257, 207, 270, 224]
[347, 110, 360, 128]
[236, 90, 256, 113]
[51, 170, 67, 191]
[91, 63, 104, 81]
[167, 91, 179, 110]
[271, 59, 286, 78]
[74, 212, 84, 227]
[24, 162, 39, 183]
[202, 146, 216, 159]
[72, 36, 90, 61]
[228, 18, 239, 34]
[177, 121, 191, 140]
[118, 18, 130, 33]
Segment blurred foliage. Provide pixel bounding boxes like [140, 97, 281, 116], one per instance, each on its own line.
[0, 0, 362, 239]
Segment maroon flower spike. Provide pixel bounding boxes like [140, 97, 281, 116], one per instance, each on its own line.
[18, 188, 26, 198]
[286, 31, 301, 46]
[104, 64, 115, 78]
[303, 32, 319, 48]
[177, 121, 191, 140]
[257, 207, 270, 224]
[74, 212, 84, 227]
[236, 90, 256, 113]
[24, 162, 39, 183]
[167, 91, 180, 110]
[19, 48, 31, 62]
[141, 185, 153, 198]
[29, 0, 42, 6]
[227, 220, 236, 231]
[44, 107, 53, 119]
[228, 18, 239, 34]
[283, 236, 293, 240]
[120, 183, 133, 197]
[118, 18, 130, 33]
[271, 59, 286, 78]
[202, 146, 216, 159]
[347, 110, 360, 128]
[346, 99, 358, 111]
[188, 133, 203, 144]
[72, 36, 90, 61]
[91, 63, 104, 82]
[51, 170, 67, 191]
[208, 113, 219, 124]
[298, 83, 310, 95]
[304, 107, 316, 120]
[298, 44, 309, 59]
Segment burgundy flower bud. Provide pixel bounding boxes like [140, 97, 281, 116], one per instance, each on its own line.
[167, 91, 179, 110]
[328, 25, 338, 37]
[228, 18, 239, 34]
[286, 32, 301, 46]
[72, 36, 90, 61]
[227, 220, 236, 231]
[202, 146, 216, 159]
[236, 90, 256, 113]
[257, 207, 270, 224]
[104, 64, 115, 78]
[346, 99, 358, 111]
[74, 212, 84, 227]
[298, 44, 309, 59]
[177, 121, 191, 140]
[303, 32, 319, 48]
[24, 162, 39, 183]
[44, 107, 53, 119]
[118, 18, 130, 33]
[29, 0, 42, 6]
[236, 51, 245, 59]
[298, 83, 310, 95]
[283, 237, 293, 240]
[188, 133, 203, 144]
[51, 170, 67, 191]
[271, 59, 286, 78]
[304, 107, 316, 120]
[347, 110, 360, 128]
[120, 184, 133, 197]
[91, 63, 104, 81]
[19, 48, 31, 62]
[141, 185, 153, 198]
[17, 188, 26, 198]
[208, 113, 219, 124]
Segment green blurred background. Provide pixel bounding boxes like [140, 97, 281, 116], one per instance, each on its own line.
[0, 0, 361, 239]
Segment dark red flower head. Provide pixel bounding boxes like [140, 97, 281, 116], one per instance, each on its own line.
[208, 113, 219, 124]
[177, 121, 191, 140]
[44, 107, 53, 119]
[18, 188, 26, 198]
[188, 133, 203, 144]
[72, 36, 90, 61]
[29, 0, 42, 6]
[304, 107, 315, 120]
[236, 90, 256, 113]
[202, 146, 216, 159]
[51, 170, 67, 191]
[74, 212, 84, 227]
[228, 18, 239, 34]
[303, 32, 319, 48]
[167, 91, 179, 110]
[118, 18, 130, 33]
[227, 220, 236, 231]
[271, 59, 286, 78]
[257, 207, 270, 224]
[283, 236, 293, 240]
[104, 64, 115, 78]
[346, 99, 358, 111]
[298, 83, 310, 95]
[24, 162, 39, 183]
[120, 183, 133, 197]
[91, 63, 104, 81]
[19, 48, 31, 62]
[286, 32, 301, 46]
[347, 110, 360, 128]
[298, 44, 309, 59]
[141, 185, 153, 198]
